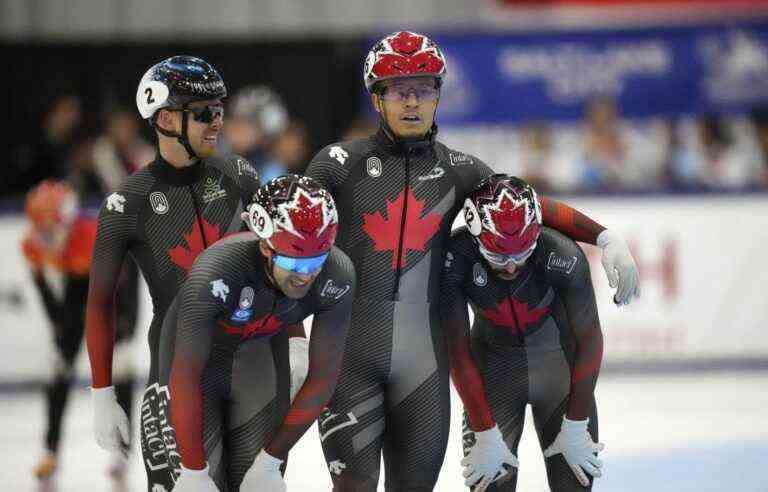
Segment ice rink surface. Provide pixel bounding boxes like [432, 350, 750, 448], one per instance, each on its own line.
[1, 371, 766, 491]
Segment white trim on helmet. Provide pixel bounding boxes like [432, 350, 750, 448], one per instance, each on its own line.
[136, 66, 170, 120]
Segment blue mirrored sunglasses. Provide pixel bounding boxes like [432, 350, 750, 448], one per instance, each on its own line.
[273, 252, 329, 274]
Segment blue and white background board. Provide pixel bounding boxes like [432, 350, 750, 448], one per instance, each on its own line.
[429, 21, 768, 124]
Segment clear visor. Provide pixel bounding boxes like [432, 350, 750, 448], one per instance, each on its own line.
[380, 81, 439, 102]
[478, 242, 536, 267]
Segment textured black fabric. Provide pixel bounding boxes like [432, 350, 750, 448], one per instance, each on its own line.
[142, 236, 355, 491]
[306, 130, 493, 490]
[445, 228, 602, 492]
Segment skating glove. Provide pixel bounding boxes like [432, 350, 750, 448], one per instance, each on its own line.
[597, 229, 640, 305]
[543, 417, 604, 487]
[461, 425, 518, 492]
[289, 336, 309, 402]
[91, 386, 130, 455]
[240, 450, 286, 492]
[174, 464, 219, 491]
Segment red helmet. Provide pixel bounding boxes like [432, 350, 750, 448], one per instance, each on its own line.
[244, 175, 339, 257]
[463, 175, 542, 256]
[363, 31, 447, 92]
[25, 180, 79, 230]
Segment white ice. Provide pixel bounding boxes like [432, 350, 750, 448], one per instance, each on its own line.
[1, 371, 766, 491]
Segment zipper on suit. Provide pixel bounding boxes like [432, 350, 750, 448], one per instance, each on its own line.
[392, 152, 411, 300]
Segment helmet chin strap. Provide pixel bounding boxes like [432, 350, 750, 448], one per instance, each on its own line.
[154, 106, 199, 160]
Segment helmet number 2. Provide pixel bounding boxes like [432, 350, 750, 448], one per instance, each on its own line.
[145, 87, 155, 105]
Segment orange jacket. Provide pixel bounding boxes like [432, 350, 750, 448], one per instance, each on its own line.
[21, 216, 97, 276]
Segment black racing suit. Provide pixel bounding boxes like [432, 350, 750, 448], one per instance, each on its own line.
[84, 153, 261, 491]
[441, 227, 603, 492]
[305, 129, 607, 491]
[154, 234, 355, 491]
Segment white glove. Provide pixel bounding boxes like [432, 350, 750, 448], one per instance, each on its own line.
[239, 450, 286, 492]
[174, 464, 219, 491]
[289, 337, 309, 402]
[543, 417, 605, 487]
[91, 386, 130, 455]
[597, 229, 640, 305]
[461, 425, 519, 492]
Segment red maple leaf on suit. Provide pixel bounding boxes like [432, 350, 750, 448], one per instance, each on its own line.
[362, 187, 442, 269]
[218, 314, 284, 340]
[168, 218, 223, 273]
[482, 298, 549, 337]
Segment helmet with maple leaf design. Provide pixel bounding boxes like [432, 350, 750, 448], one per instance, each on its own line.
[25, 180, 79, 231]
[463, 174, 542, 256]
[244, 175, 339, 257]
[363, 31, 447, 93]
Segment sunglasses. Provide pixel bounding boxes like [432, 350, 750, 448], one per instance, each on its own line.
[170, 104, 224, 124]
[273, 252, 329, 275]
[380, 83, 439, 102]
[478, 242, 535, 268]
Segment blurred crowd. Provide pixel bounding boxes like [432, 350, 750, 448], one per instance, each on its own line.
[8, 90, 768, 203]
[443, 96, 768, 194]
[7, 85, 317, 204]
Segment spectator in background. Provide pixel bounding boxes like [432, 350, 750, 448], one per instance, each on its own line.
[672, 115, 762, 190]
[518, 123, 554, 192]
[749, 107, 768, 188]
[579, 96, 666, 191]
[70, 106, 153, 199]
[516, 122, 578, 194]
[10, 94, 82, 197]
[223, 85, 290, 181]
[271, 119, 312, 174]
[697, 116, 737, 188]
[580, 96, 626, 190]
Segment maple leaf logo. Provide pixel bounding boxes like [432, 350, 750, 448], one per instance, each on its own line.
[389, 31, 424, 55]
[362, 187, 442, 270]
[218, 314, 283, 340]
[289, 193, 325, 236]
[168, 218, 223, 273]
[480, 189, 540, 253]
[269, 187, 339, 256]
[482, 298, 549, 337]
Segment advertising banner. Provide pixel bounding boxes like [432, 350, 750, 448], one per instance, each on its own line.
[2, 197, 767, 381]
[434, 22, 768, 123]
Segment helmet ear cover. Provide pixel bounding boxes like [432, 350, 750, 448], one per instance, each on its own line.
[244, 202, 275, 240]
[463, 198, 483, 236]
